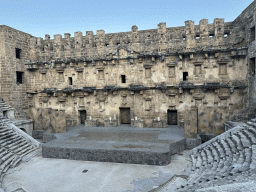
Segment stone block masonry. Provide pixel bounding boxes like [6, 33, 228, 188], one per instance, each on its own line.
[0, 0, 255, 140]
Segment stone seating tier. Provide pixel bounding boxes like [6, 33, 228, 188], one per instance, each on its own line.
[176, 120, 256, 191]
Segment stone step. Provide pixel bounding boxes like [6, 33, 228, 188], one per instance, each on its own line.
[0, 155, 15, 173]
[9, 140, 28, 151]
[237, 131, 251, 148]
[0, 130, 13, 137]
[1, 152, 13, 162]
[232, 134, 244, 150]
[10, 156, 21, 168]
[0, 150, 8, 159]
[0, 137, 24, 147]
[0, 135, 22, 145]
[236, 150, 246, 164]
[13, 144, 31, 154]
[213, 141, 226, 158]
[195, 154, 203, 168]
[205, 148, 214, 164]
[209, 145, 220, 162]
[8, 138, 26, 148]
[250, 145, 256, 170]
[0, 128, 10, 133]
[200, 150, 207, 166]
[243, 130, 256, 144]
[19, 147, 38, 158]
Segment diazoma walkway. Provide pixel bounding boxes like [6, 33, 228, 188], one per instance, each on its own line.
[42, 124, 186, 166]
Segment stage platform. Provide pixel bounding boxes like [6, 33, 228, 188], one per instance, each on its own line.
[42, 124, 186, 166]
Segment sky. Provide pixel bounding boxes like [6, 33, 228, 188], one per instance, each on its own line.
[0, 0, 254, 38]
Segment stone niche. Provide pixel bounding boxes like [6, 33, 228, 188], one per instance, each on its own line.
[152, 119, 167, 128]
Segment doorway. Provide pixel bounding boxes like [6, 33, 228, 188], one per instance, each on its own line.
[167, 110, 177, 125]
[120, 108, 131, 124]
[80, 110, 87, 124]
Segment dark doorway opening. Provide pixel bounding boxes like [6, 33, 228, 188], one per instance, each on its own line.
[16, 71, 23, 84]
[3, 111, 7, 117]
[121, 75, 126, 83]
[120, 108, 131, 124]
[167, 110, 177, 125]
[69, 77, 73, 85]
[80, 110, 87, 124]
[183, 72, 188, 81]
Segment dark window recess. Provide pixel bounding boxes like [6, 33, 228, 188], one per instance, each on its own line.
[68, 77, 72, 85]
[224, 31, 230, 37]
[249, 58, 255, 75]
[121, 75, 126, 83]
[183, 72, 188, 81]
[250, 26, 255, 42]
[16, 48, 21, 59]
[16, 71, 23, 84]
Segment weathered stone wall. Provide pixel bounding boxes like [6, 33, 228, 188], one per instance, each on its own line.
[1, 1, 256, 138]
[0, 25, 32, 119]
[26, 107, 66, 133]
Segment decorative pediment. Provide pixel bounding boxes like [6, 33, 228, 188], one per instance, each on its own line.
[58, 97, 66, 102]
[143, 64, 152, 68]
[166, 62, 177, 67]
[217, 88, 230, 100]
[192, 89, 205, 99]
[75, 67, 84, 72]
[39, 69, 48, 74]
[166, 89, 178, 96]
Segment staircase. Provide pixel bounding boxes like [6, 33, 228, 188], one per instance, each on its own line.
[0, 99, 41, 190]
[173, 119, 256, 191]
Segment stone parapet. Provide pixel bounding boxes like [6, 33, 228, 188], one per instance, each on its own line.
[131, 119, 144, 128]
[85, 119, 98, 127]
[104, 119, 118, 127]
[152, 119, 167, 128]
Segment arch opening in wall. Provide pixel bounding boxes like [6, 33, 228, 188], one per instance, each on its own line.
[20, 128, 27, 133]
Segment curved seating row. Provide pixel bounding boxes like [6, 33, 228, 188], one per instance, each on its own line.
[175, 121, 256, 191]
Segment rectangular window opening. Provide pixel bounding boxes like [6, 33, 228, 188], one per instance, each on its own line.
[195, 65, 201, 76]
[183, 72, 188, 81]
[98, 70, 104, 80]
[195, 35, 200, 39]
[16, 71, 23, 84]
[68, 77, 73, 85]
[249, 57, 255, 75]
[219, 64, 227, 75]
[209, 34, 214, 38]
[15, 48, 21, 59]
[121, 75, 126, 83]
[145, 68, 151, 78]
[250, 26, 255, 42]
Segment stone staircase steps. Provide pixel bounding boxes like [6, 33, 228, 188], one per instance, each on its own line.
[175, 120, 256, 191]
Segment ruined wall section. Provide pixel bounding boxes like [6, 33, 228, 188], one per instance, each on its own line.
[0, 25, 32, 119]
[27, 20, 234, 63]
[231, 0, 256, 120]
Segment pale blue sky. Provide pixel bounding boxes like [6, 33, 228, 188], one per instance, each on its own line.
[0, 0, 254, 38]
